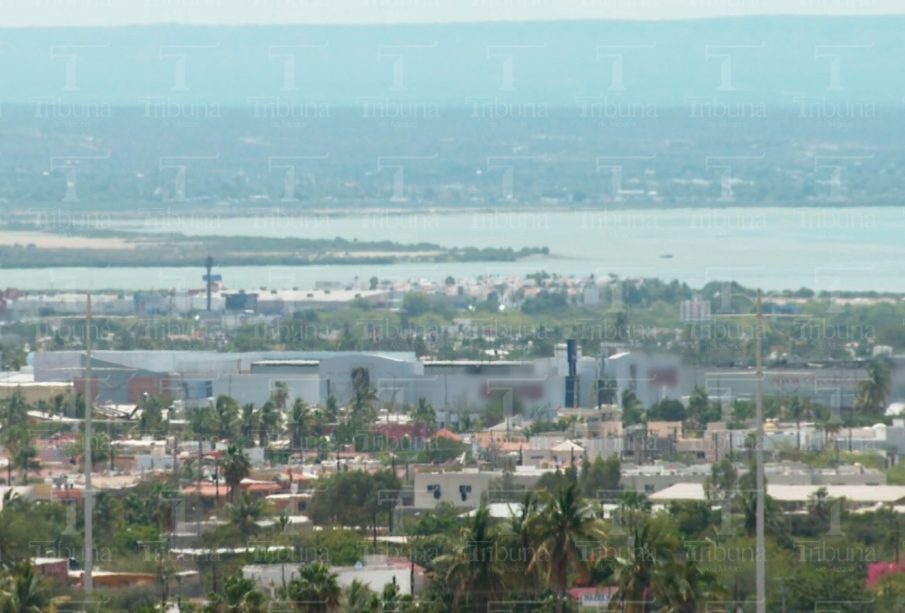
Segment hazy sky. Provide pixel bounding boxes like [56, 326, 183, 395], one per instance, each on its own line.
[3, 0, 905, 27]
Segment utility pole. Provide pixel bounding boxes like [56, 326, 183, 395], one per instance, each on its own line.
[388, 497, 394, 534]
[754, 289, 766, 613]
[848, 405, 854, 452]
[108, 416, 114, 472]
[204, 255, 214, 312]
[84, 293, 94, 594]
[172, 433, 180, 489]
[197, 439, 203, 540]
[896, 515, 901, 563]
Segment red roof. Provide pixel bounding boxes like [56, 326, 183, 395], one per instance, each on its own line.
[52, 488, 82, 501]
[181, 484, 223, 498]
[433, 428, 462, 443]
[241, 481, 282, 494]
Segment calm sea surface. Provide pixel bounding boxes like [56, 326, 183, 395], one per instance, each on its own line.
[3, 207, 903, 292]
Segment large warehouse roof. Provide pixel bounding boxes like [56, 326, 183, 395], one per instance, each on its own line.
[649, 483, 905, 503]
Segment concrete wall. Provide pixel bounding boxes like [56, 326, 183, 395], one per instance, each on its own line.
[0, 382, 71, 404]
[245, 557, 423, 598]
[687, 364, 866, 410]
[208, 374, 321, 407]
[419, 363, 563, 419]
[604, 352, 682, 408]
[412, 469, 545, 509]
[320, 354, 423, 408]
[605, 351, 876, 411]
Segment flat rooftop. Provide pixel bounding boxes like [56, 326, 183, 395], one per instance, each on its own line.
[423, 360, 533, 367]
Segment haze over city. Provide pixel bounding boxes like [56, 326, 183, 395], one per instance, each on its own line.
[6, 0, 905, 27]
[1, 2, 904, 612]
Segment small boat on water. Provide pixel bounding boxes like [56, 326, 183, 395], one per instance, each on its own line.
[659, 254, 673, 259]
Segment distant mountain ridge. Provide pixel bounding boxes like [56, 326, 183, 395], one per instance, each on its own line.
[1, 16, 902, 106]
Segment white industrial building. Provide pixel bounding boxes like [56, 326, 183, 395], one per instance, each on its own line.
[29, 347, 888, 418]
[601, 350, 900, 411]
[30, 346, 599, 420]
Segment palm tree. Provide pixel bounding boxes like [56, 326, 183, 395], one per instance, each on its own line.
[2, 425, 31, 486]
[289, 399, 309, 451]
[138, 395, 165, 437]
[621, 390, 644, 426]
[737, 469, 790, 547]
[221, 445, 251, 503]
[0, 562, 52, 613]
[324, 395, 339, 423]
[151, 488, 183, 534]
[51, 394, 66, 417]
[703, 459, 738, 505]
[13, 445, 39, 484]
[349, 367, 378, 424]
[214, 395, 240, 440]
[820, 415, 842, 457]
[351, 366, 370, 393]
[856, 356, 891, 416]
[512, 490, 539, 552]
[240, 403, 258, 446]
[503, 491, 540, 589]
[375, 582, 414, 612]
[258, 400, 281, 450]
[94, 491, 124, 535]
[286, 562, 341, 612]
[609, 512, 729, 612]
[1, 390, 30, 429]
[412, 398, 436, 432]
[618, 491, 652, 533]
[191, 403, 217, 442]
[653, 552, 727, 613]
[341, 579, 374, 612]
[610, 518, 677, 613]
[204, 572, 266, 612]
[272, 381, 289, 412]
[687, 385, 710, 430]
[807, 487, 833, 534]
[350, 387, 378, 422]
[529, 481, 606, 613]
[440, 503, 507, 610]
[0, 392, 31, 485]
[787, 396, 804, 450]
[229, 492, 267, 536]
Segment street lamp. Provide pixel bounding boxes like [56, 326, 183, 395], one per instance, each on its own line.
[709, 288, 767, 613]
[83, 293, 94, 595]
[709, 288, 812, 611]
[753, 291, 766, 613]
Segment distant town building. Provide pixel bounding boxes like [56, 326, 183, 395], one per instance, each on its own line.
[680, 297, 712, 322]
